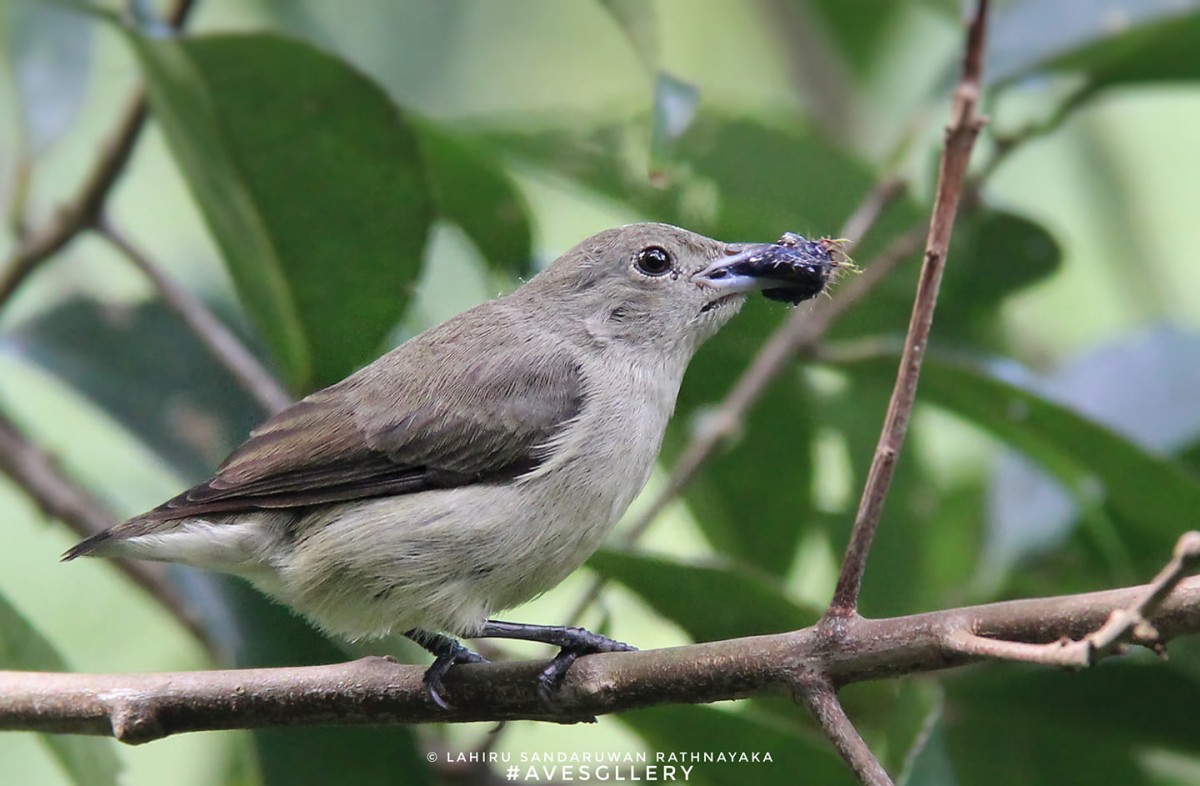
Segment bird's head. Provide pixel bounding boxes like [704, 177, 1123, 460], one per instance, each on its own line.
[523, 223, 839, 356]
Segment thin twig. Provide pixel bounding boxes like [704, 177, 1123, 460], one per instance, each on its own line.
[793, 676, 894, 786]
[96, 217, 291, 414]
[564, 181, 916, 624]
[4, 570, 1200, 742]
[826, 0, 991, 618]
[946, 530, 1200, 668]
[944, 631, 1083, 667]
[0, 408, 215, 653]
[0, 0, 199, 309]
[1086, 530, 1200, 656]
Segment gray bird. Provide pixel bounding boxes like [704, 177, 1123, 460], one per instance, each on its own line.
[65, 223, 836, 707]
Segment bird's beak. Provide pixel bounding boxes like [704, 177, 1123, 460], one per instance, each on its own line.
[693, 240, 835, 305]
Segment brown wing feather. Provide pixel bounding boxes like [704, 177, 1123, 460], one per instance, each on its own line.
[139, 306, 586, 523]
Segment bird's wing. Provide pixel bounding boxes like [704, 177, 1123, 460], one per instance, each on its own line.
[138, 341, 585, 522]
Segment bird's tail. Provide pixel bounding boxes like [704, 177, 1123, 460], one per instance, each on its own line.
[61, 528, 117, 561]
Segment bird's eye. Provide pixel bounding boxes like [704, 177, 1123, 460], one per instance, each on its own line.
[634, 246, 673, 276]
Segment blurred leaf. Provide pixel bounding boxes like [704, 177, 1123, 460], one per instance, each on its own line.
[987, 328, 1200, 580]
[620, 704, 857, 786]
[413, 119, 534, 276]
[1, 0, 93, 153]
[937, 210, 1062, 334]
[945, 663, 1200, 785]
[835, 208, 1061, 344]
[1183, 438, 1200, 474]
[4, 296, 262, 479]
[839, 352, 1200, 572]
[999, 8, 1200, 96]
[482, 111, 910, 242]
[596, 0, 659, 71]
[0, 589, 67, 670]
[214, 578, 432, 786]
[794, 0, 909, 77]
[0, 593, 122, 786]
[127, 31, 433, 392]
[913, 480, 986, 604]
[926, 356, 1200, 565]
[884, 680, 943, 784]
[588, 548, 819, 642]
[672, 305, 817, 575]
[901, 722, 959, 786]
[650, 72, 700, 176]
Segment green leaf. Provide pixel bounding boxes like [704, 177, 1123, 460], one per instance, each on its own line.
[792, 0, 907, 77]
[927, 357, 1200, 559]
[1000, 10, 1200, 96]
[834, 208, 1061, 343]
[945, 664, 1200, 785]
[900, 721, 959, 786]
[937, 210, 1062, 333]
[620, 704, 858, 786]
[837, 352, 1200, 570]
[985, 328, 1200, 586]
[482, 111, 911, 242]
[884, 680, 943, 785]
[5, 296, 263, 479]
[587, 548, 819, 642]
[0, 590, 68, 672]
[127, 31, 433, 392]
[413, 119, 534, 276]
[0, 593, 122, 786]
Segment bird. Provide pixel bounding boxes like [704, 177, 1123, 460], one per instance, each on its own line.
[64, 222, 836, 707]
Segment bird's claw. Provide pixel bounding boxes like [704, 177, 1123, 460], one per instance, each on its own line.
[421, 643, 487, 710]
[536, 633, 638, 709]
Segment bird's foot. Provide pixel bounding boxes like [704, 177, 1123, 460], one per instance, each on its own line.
[405, 629, 488, 709]
[478, 620, 636, 708]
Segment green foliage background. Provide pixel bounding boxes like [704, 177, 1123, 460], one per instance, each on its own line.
[2, 1, 1200, 784]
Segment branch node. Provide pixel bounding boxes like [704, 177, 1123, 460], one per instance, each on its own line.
[1175, 530, 1200, 560]
[110, 700, 164, 746]
[947, 531, 1200, 671]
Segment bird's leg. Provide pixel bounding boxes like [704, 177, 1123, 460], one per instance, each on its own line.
[477, 620, 636, 706]
[404, 628, 487, 710]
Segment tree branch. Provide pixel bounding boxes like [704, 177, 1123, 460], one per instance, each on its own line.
[3, 572, 1198, 743]
[827, 0, 990, 618]
[95, 216, 292, 414]
[0, 0, 199, 308]
[0, 409, 215, 653]
[946, 530, 1200, 668]
[793, 677, 894, 786]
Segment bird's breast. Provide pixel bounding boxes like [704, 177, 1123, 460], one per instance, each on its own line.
[516, 350, 686, 556]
